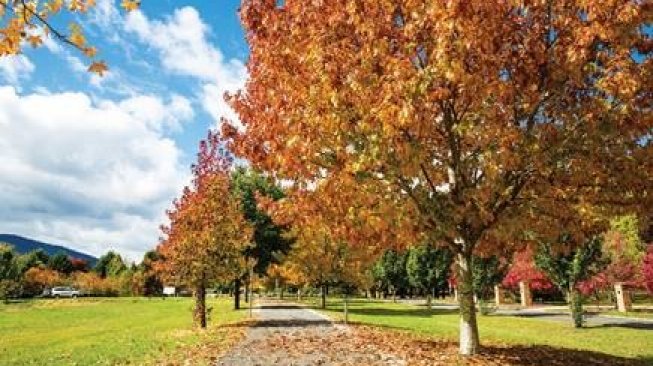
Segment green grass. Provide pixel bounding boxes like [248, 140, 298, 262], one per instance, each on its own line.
[0, 297, 245, 365]
[602, 310, 653, 320]
[307, 298, 653, 362]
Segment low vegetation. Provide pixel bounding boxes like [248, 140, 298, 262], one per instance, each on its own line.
[309, 298, 652, 362]
[0, 297, 246, 366]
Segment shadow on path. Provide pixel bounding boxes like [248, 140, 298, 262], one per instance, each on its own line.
[249, 319, 332, 328]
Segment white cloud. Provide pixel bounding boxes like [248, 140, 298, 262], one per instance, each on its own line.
[125, 7, 247, 127]
[0, 86, 191, 260]
[0, 55, 35, 84]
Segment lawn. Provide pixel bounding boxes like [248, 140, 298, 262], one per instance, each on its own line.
[307, 298, 653, 363]
[0, 297, 246, 365]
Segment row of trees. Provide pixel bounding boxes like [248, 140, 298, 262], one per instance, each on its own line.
[226, 0, 652, 355]
[0, 245, 164, 302]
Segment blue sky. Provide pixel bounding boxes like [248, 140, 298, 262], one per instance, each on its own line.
[0, 1, 250, 261]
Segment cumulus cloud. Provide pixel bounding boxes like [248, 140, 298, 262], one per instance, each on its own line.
[0, 55, 35, 84]
[0, 86, 191, 260]
[125, 7, 247, 127]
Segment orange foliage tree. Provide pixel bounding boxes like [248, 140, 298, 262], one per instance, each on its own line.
[158, 131, 253, 328]
[0, 0, 139, 74]
[227, 0, 652, 355]
[23, 266, 62, 295]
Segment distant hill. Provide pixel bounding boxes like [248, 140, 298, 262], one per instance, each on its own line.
[0, 234, 98, 265]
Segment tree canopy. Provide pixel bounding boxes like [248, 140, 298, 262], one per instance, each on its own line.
[226, 0, 652, 355]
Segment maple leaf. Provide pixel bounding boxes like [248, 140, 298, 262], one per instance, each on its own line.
[88, 61, 108, 76]
[83, 46, 97, 58]
[120, 0, 140, 11]
[27, 35, 43, 48]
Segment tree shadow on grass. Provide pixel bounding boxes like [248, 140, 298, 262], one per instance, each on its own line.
[345, 307, 459, 318]
[595, 322, 653, 330]
[476, 344, 648, 366]
[354, 322, 649, 365]
[258, 304, 305, 310]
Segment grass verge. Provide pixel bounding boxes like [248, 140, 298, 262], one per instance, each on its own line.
[0, 297, 246, 365]
[304, 298, 652, 363]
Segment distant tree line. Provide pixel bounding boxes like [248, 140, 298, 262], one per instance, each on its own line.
[0, 245, 164, 302]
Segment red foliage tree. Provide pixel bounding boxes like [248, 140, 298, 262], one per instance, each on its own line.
[502, 248, 553, 292]
[643, 244, 653, 294]
[158, 131, 252, 328]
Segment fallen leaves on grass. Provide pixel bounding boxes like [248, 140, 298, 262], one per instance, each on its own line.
[148, 320, 252, 366]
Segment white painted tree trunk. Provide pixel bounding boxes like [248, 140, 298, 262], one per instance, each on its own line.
[457, 251, 480, 355]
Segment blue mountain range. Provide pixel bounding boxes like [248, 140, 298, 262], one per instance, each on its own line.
[0, 234, 98, 265]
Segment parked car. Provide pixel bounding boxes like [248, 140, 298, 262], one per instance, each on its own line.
[50, 287, 81, 298]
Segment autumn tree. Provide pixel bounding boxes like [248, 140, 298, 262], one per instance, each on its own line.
[280, 214, 376, 309]
[644, 244, 653, 294]
[227, 0, 652, 355]
[502, 248, 554, 293]
[406, 243, 453, 309]
[158, 131, 252, 328]
[600, 215, 646, 287]
[23, 266, 62, 296]
[0, 0, 140, 75]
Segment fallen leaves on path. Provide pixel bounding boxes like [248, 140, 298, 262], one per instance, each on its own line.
[251, 322, 643, 366]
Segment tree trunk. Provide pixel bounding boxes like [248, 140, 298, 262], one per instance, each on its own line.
[234, 278, 241, 310]
[344, 294, 349, 324]
[426, 293, 433, 311]
[320, 284, 327, 309]
[392, 287, 397, 303]
[193, 282, 207, 329]
[457, 251, 480, 355]
[568, 285, 584, 328]
[244, 277, 249, 303]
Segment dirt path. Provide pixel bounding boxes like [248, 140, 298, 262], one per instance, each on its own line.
[217, 301, 405, 365]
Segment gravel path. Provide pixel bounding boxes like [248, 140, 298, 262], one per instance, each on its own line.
[217, 301, 406, 366]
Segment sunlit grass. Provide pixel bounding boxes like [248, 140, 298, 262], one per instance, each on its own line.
[0, 297, 245, 365]
[308, 298, 653, 361]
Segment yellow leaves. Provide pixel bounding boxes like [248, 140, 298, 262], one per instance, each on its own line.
[27, 35, 43, 48]
[83, 46, 97, 58]
[69, 23, 86, 49]
[46, 0, 65, 14]
[88, 61, 108, 76]
[0, 0, 138, 77]
[121, 0, 140, 11]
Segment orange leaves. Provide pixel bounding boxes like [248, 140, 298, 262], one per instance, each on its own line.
[27, 35, 43, 48]
[120, 0, 140, 12]
[158, 130, 253, 287]
[88, 60, 108, 76]
[0, 0, 138, 77]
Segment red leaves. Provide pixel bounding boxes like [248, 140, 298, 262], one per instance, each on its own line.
[643, 244, 653, 294]
[158, 130, 252, 287]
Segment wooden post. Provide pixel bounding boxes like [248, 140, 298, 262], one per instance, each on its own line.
[614, 282, 632, 313]
[494, 285, 505, 306]
[519, 281, 532, 307]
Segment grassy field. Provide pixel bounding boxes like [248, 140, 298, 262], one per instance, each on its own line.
[307, 298, 653, 363]
[0, 297, 246, 366]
